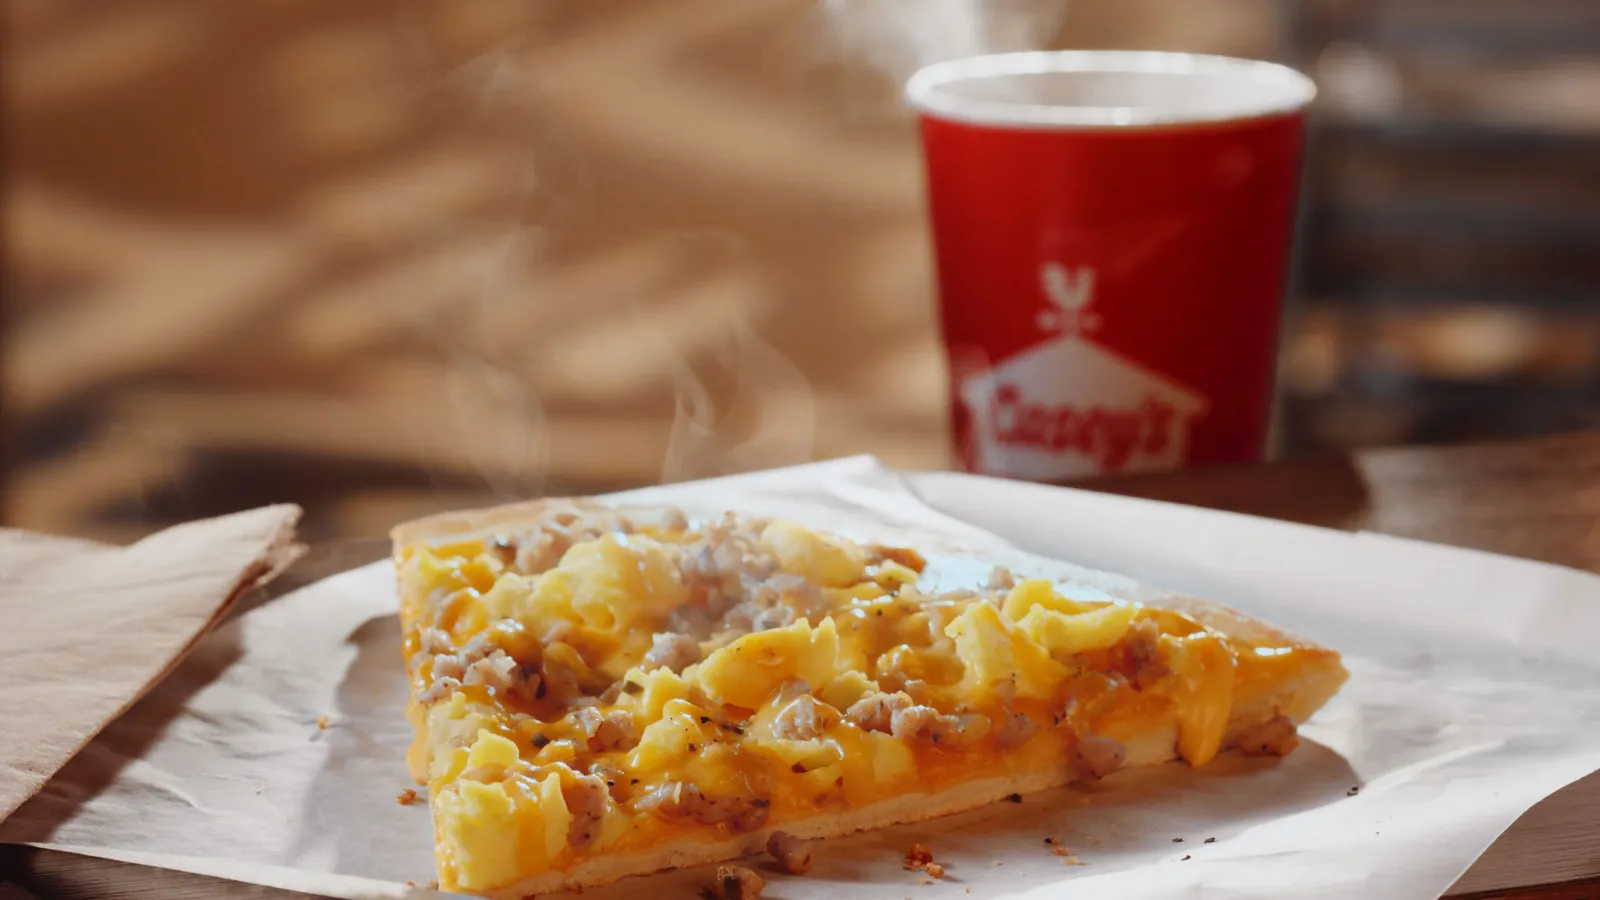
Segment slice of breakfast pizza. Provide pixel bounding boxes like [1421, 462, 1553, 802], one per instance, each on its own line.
[393, 501, 1347, 898]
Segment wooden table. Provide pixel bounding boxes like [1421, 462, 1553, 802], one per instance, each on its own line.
[1078, 428, 1600, 576]
[5, 430, 1599, 899]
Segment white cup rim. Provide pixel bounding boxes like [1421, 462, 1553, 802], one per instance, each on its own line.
[906, 50, 1316, 130]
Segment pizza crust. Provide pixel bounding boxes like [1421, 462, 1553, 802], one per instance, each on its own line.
[393, 500, 1349, 898]
[480, 767, 1103, 899]
[390, 498, 593, 549]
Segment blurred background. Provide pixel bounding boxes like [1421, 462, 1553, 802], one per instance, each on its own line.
[6, 0, 1599, 543]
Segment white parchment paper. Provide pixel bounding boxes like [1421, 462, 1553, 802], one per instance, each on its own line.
[6, 456, 1600, 899]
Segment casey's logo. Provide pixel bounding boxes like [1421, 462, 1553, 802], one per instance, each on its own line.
[958, 262, 1208, 479]
[988, 384, 1178, 472]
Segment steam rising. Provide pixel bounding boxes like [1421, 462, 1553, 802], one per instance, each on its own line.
[660, 316, 816, 485]
[625, 230, 817, 486]
[411, 0, 1071, 496]
[442, 352, 548, 497]
[822, 0, 1070, 80]
[425, 222, 550, 499]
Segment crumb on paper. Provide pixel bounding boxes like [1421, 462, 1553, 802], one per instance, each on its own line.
[405, 881, 414, 887]
[904, 843, 944, 878]
[710, 864, 764, 900]
[990, 860, 1003, 867]
[397, 788, 419, 806]
[1204, 837, 1216, 843]
[1060, 855, 1084, 866]
[1171, 837, 1184, 842]
[964, 889, 971, 894]
[1181, 855, 1192, 861]
[316, 715, 329, 730]
[917, 877, 932, 886]
[1347, 785, 1361, 796]
[424, 881, 438, 889]
[767, 831, 813, 875]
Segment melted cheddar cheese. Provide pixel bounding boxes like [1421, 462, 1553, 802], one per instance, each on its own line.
[397, 510, 1312, 895]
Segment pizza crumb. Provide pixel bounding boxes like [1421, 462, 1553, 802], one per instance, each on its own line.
[1060, 855, 1084, 866]
[424, 881, 438, 889]
[1181, 855, 1192, 861]
[903, 843, 944, 879]
[767, 831, 813, 875]
[709, 864, 764, 900]
[1347, 785, 1361, 796]
[405, 881, 414, 887]
[964, 889, 971, 894]
[990, 860, 1003, 867]
[1172, 837, 1184, 842]
[1006, 793, 1023, 803]
[316, 715, 329, 730]
[1204, 837, 1216, 844]
[916, 877, 932, 886]
[397, 789, 419, 806]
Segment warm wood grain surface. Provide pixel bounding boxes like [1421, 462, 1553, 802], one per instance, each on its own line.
[4, 0, 1294, 548]
[4, 431, 1599, 898]
[1079, 428, 1600, 574]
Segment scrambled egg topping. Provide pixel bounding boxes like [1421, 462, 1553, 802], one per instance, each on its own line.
[397, 512, 1294, 893]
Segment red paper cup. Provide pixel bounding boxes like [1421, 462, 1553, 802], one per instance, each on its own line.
[908, 51, 1315, 480]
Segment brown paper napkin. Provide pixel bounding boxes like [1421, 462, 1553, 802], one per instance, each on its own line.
[0, 505, 302, 822]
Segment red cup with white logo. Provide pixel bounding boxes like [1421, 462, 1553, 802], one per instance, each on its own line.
[907, 51, 1315, 480]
